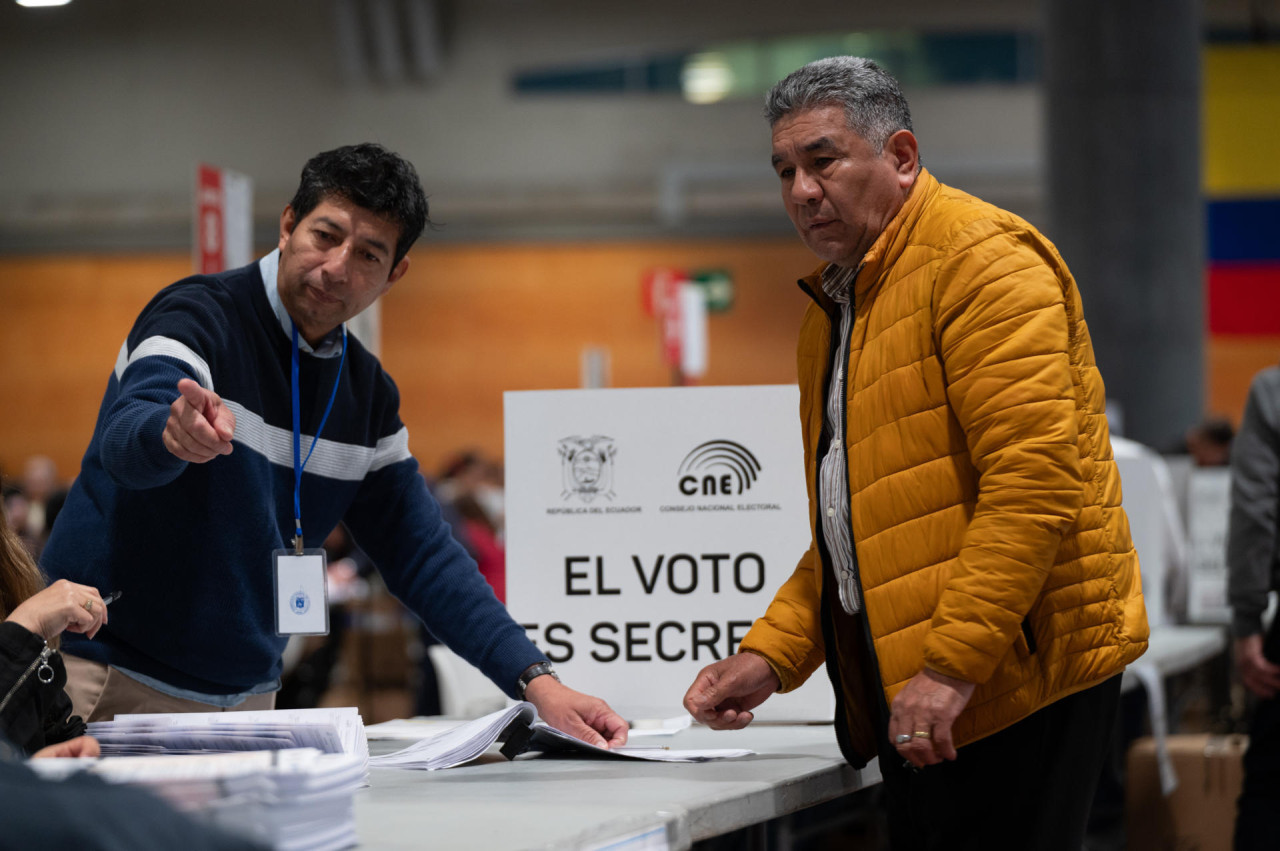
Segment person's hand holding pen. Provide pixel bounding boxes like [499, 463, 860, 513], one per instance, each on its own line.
[6, 581, 118, 641]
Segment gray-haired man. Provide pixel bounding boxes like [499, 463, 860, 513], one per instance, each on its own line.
[683, 57, 1147, 848]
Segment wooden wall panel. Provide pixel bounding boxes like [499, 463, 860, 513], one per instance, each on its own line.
[0, 255, 189, 480]
[7, 243, 1278, 486]
[1206, 334, 1280, 422]
[1, 240, 817, 482]
[380, 238, 818, 474]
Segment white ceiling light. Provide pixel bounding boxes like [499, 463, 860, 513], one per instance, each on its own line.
[17, 0, 73, 7]
[681, 53, 734, 105]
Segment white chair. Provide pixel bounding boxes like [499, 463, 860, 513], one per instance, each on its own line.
[427, 644, 509, 718]
[1113, 436, 1189, 627]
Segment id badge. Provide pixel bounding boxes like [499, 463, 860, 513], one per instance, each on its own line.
[273, 548, 330, 636]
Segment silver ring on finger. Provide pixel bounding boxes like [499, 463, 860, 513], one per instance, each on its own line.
[894, 733, 912, 745]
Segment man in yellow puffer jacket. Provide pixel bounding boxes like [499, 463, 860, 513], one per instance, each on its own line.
[683, 57, 1148, 849]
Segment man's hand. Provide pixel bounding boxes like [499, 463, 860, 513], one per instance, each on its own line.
[889, 667, 976, 768]
[683, 652, 780, 730]
[525, 676, 628, 748]
[31, 735, 100, 759]
[162, 378, 235, 462]
[7, 580, 107, 641]
[1236, 633, 1280, 699]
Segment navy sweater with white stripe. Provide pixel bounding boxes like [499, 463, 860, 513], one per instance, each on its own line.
[42, 260, 542, 695]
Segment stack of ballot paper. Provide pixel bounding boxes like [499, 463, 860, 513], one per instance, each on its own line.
[88, 707, 369, 769]
[369, 702, 536, 769]
[30, 748, 366, 851]
[367, 702, 754, 770]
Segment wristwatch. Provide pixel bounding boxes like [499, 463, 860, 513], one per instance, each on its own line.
[516, 661, 560, 698]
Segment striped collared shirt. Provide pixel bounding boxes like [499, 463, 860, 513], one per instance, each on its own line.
[819, 263, 863, 615]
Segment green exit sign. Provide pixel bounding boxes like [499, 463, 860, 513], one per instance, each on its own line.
[691, 269, 734, 313]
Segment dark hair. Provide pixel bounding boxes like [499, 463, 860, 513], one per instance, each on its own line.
[1199, 417, 1235, 446]
[765, 56, 913, 153]
[288, 143, 430, 266]
[438, 450, 485, 481]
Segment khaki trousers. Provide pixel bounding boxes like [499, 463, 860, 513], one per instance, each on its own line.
[63, 654, 276, 722]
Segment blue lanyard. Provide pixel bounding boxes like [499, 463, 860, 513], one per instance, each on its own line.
[291, 320, 347, 554]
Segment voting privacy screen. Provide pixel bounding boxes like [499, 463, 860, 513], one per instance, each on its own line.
[505, 385, 834, 722]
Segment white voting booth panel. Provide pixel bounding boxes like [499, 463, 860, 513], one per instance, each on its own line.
[505, 386, 834, 722]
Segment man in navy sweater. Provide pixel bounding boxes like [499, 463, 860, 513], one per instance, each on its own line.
[41, 143, 627, 748]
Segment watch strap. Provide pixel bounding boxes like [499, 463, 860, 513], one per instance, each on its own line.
[516, 661, 559, 698]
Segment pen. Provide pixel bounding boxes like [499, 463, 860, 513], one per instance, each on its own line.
[102, 591, 123, 606]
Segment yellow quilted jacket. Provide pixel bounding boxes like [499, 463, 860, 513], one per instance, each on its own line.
[739, 169, 1148, 761]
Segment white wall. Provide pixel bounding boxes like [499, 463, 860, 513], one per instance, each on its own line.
[0, 0, 1248, 249]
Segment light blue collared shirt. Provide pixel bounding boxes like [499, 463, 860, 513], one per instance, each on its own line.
[260, 249, 345, 359]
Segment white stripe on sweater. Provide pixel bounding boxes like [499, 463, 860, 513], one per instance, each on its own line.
[225, 401, 411, 481]
[115, 335, 412, 481]
[115, 336, 214, 391]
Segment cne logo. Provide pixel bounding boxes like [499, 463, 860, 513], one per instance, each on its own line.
[559, 435, 617, 503]
[290, 590, 311, 616]
[677, 440, 762, 496]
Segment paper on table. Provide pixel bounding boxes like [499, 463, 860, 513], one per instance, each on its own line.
[370, 703, 754, 769]
[29, 748, 365, 851]
[98, 707, 369, 763]
[626, 715, 693, 738]
[527, 723, 753, 763]
[369, 703, 534, 770]
[363, 717, 471, 742]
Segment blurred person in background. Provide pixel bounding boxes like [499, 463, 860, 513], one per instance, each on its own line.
[20, 455, 65, 554]
[1183, 416, 1235, 467]
[1, 485, 33, 555]
[1227, 362, 1280, 850]
[432, 450, 485, 506]
[452, 493, 505, 602]
[433, 450, 506, 600]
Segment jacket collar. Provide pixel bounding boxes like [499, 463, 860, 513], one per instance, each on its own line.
[796, 168, 941, 311]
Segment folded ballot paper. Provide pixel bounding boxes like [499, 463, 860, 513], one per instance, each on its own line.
[29, 748, 366, 851]
[88, 707, 369, 769]
[367, 702, 753, 770]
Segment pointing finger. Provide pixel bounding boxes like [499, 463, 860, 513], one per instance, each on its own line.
[177, 378, 207, 408]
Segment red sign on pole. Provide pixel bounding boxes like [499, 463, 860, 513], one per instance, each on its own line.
[195, 164, 225, 274]
[641, 267, 687, 367]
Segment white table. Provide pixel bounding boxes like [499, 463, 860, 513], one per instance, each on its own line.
[356, 626, 1225, 850]
[356, 724, 879, 850]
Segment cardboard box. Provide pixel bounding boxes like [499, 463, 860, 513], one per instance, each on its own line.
[1126, 734, 1247, 851]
